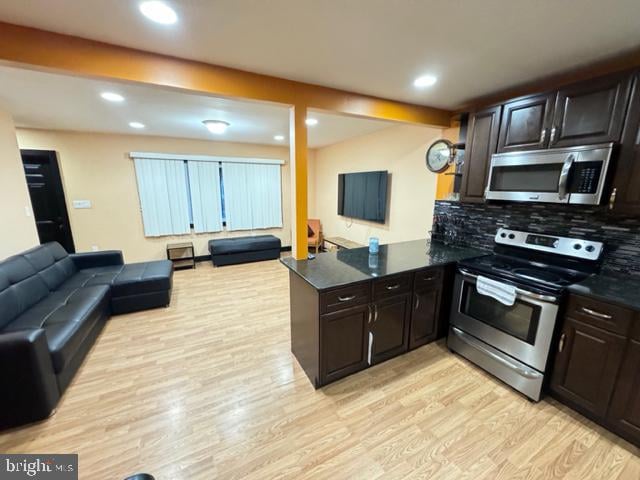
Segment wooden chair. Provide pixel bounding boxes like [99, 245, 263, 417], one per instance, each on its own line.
[307, 219, 323, 253]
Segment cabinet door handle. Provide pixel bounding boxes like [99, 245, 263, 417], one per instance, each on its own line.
[581, 307, 612, 320]
[558, 333, 566, 353]
[423, 276, 436, 281]
[368, 305, 372, 324]
[550, 125, 557, 143]
[386, 284, 401, 291]
[540, 128, 547, 144]
[338, 295, 356, 302]
[415, 296, 420, 311]
[374, 304, 378, 322]
[609, 188, 617, 210]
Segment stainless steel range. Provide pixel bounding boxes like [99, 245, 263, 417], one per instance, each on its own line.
[447, 228, 604, 401]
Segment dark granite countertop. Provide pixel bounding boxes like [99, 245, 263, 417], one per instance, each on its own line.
[280, 239, 486, 291]
[569, 272, 640, 312]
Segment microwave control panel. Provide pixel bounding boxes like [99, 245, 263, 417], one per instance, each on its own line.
[569, 161, 603, 194]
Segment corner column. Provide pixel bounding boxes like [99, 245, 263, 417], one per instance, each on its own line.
[289, 104, 308, 260]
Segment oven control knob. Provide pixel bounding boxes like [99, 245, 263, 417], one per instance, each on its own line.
[500, 232, 507, 238]
[508, 233, 515, 240]
[585, 245, 595, 253]
[573, 243, 582, 250]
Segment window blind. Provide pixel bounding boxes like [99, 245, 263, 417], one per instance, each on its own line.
[133, 158, 191, 237]
[222, 162, 283, 231]
[187, 160, 224, 233]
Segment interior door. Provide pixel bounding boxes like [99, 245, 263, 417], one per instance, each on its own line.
[550, 72, 632, 148]
[21, 150, 75, 253]
[497, 93, 555, 153]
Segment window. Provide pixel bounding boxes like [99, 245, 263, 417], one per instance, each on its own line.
[132, 153, 283, 237]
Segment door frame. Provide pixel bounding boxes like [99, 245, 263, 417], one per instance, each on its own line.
[21, 149, 76, 253]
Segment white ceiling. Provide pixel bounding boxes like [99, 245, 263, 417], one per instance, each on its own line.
[0, 1, 639, 109]
[0, 66, 394, 148]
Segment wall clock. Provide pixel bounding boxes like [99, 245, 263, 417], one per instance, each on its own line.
[425, 139, 455, 173]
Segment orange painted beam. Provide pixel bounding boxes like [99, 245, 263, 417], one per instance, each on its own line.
[290, 105, 308, 260]
[0, 22, 452, 127]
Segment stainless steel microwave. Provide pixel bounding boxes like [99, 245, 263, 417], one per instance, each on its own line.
[485, 143, 614, 205]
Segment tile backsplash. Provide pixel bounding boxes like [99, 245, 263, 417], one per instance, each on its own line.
[432, 201, 640, 276]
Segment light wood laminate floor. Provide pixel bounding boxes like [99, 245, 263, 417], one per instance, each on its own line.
[1, 260, 639, 479]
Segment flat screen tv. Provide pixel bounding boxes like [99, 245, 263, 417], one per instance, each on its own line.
[337, 170, 388, 223]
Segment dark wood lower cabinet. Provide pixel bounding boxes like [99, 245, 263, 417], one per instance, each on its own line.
[607, 339, 640, 445]
[320, 304, 370, 385]
[371, 293, 411, 364]
[289, 266, 446, 389]
[409, 285, 442, 349]
[550, 317, 626, 418]
[550, 293, 640, 447]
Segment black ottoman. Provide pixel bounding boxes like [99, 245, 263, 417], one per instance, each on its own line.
[110, 260, 173, 314]
[209, 235, 281, 266]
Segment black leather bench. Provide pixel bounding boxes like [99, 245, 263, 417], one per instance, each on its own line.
[208, 235, 281, 266]
[0, 242, 173, 429]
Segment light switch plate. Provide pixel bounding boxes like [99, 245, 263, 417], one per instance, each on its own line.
[73, 200, 92, 209]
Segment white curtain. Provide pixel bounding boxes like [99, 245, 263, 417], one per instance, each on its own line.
[134, 158, 191, 236]
[187, 161, 223, 233]
[222, 162, 283, 231]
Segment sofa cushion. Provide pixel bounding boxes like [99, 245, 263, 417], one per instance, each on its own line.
[22, 243, 76, 291]
[0, 256, 50, 330]
[209, 235, 281, 255]
[3, 285, 110, 373]
[111, 261, 173, 297]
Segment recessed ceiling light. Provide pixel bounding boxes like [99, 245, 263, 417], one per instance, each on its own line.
[100, 92, 125, 102]
[139, 1, 178, 25]
[413, 74, 438, 88]
[274, 135, 285, 141]
[129, 122, 145, 129]
[203, 120, 230, 134]
[305, 118, 318, 126]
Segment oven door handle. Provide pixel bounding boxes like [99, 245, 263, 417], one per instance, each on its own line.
[458, 268, 558, 303]
[558, 154, 575, 200]
[451, 327, 543, 380]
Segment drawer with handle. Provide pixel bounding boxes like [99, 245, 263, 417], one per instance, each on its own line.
[566, 294, 633, 336]
[320, 282, 371, 314]
[372, 273, 412, 301]
[413, 267, 443, 290]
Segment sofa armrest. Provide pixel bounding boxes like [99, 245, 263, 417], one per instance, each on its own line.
[0, 329, 60, 429]
[70, 250, 124, 270]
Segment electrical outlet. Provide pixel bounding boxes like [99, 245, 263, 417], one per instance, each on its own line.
[91, 245, 99, 252]
[24, 206, 32, 217]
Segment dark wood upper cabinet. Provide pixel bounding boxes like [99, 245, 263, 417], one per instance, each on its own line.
[607, 338, 640, 446]
[611, 71, 640, 214]
[319, 304, 370, 384]
[460, 105, 501, 202]
[497, 93, 555, 153]
[550, 72, 632, 148]
[371, 293, 410, 365]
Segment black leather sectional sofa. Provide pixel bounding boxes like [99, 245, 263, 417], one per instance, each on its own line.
[0, 242, 173, 430]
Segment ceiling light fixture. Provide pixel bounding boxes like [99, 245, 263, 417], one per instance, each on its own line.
[413, 74, 438, 88]
[139, 1, 178, 25]
[100, 92, 125, 102]
[305, 118, 318, 126]
[129, 122, 145, 129]
[203, 120, 230, 134]
[274, 135, 285, 141]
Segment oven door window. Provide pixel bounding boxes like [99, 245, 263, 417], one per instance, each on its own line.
[490, 163, 563, 192]
[460, 281, 541, 344]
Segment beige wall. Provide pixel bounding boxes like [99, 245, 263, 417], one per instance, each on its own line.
[0, 110, 39, 259]
[309, 123, 445, 246]
[16, 129, 291, 263]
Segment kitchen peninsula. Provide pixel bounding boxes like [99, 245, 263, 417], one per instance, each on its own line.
[280, 240, 484, 387]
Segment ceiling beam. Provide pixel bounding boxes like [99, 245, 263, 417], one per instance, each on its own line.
[0, 22, 452, 127]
